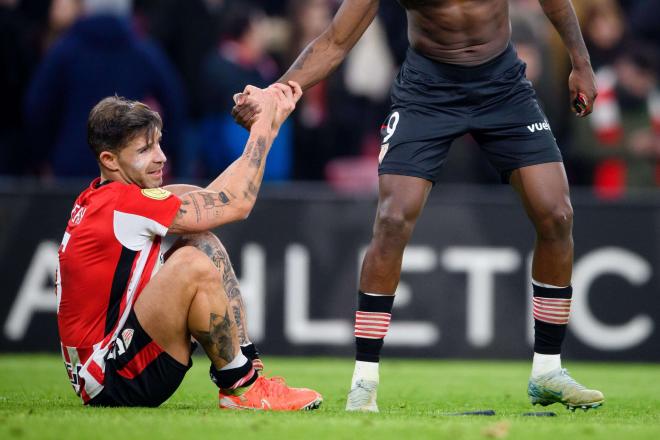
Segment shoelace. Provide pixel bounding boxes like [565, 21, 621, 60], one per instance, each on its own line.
[253, 376, 289, 397]
[559, 369, 586, 390]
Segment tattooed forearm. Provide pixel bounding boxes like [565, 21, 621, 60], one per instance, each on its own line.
[244, 140, 254, 159]
[248, 136, 267, 168]
[247, 181, 259, 198]
[243, 136, 267, 168]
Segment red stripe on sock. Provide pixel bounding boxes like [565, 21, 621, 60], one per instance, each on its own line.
[355, 311, 391, 339]
[533, 297, 572, 325]
[355, 320, 390, 328]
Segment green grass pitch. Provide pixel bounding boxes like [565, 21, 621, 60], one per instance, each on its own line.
[1, 355, 659, 439]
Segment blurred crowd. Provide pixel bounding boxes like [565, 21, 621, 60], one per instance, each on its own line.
[1, 0, 658, 196]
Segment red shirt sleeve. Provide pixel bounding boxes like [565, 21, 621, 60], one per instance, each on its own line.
[115, 185, 181, 236]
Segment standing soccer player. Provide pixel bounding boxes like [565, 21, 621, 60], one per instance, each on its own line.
[57, 84, 323, 410]
[234, 0, 604, 412]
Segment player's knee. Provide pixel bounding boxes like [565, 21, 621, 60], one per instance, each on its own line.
[536, 205, 573, 241]
[181, 231, 222, 248]
[167, 246, 219, 282]
[375, 208, 414, 243]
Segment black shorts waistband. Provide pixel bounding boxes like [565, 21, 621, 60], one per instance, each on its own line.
[404, 42, 519, 82]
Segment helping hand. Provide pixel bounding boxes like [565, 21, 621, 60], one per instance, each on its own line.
[232, 81, 303, 130]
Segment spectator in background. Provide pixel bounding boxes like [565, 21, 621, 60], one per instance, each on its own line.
[628, 0, 660, 46]
[41, 0, 82, 51]
[24, 0, 185, 180]
[197, 0, 291, 181]
[133, 0, 225, 178]
[581, 0, 626, 70]
[0, 0, 37, 176]
[285, 0, 335, 181]
[134, 0, 224, 121]
[571, 40, 659, 197]
[570, 0, 660, 195]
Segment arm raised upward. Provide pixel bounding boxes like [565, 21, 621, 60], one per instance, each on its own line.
[232, 0, 378, 128]
[279, 0, 380, 91]
[168, 83, 302, 234]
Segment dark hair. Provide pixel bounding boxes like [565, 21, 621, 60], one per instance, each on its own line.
[87, 96, 162, 159]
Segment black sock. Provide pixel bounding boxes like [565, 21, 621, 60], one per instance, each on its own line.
[354, 291, 394, 363]
[241, 343, 260, 362]
[209, 358, 258, 391]
[533, 283, 572, 354]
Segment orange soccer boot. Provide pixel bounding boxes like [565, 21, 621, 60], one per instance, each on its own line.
[219, 375, 322, 411]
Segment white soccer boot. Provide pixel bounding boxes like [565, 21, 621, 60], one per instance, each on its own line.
[528, 368, 604, 411]
[346, 378, 379, 412]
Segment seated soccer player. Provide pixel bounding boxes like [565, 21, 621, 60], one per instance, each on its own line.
[56, 83, 322, 410]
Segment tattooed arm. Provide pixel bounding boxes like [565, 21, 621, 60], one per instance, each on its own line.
[231, 1, 378, 128]
[168, 84, 301, 234]
[162, 184, 202, 197]
[539, 0, 597, 116]
[278, 0, 379, 91]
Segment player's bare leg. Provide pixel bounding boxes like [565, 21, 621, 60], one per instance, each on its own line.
[347, 175, 432, 412]
[511, 162, 603, 410]
[166, 232, 263, 370]
[134, 246, 322, 410]
[134, 246, 248, 372]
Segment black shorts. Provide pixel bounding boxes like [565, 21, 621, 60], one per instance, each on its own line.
[378, 42, 562, 183]
[87, 309, 192, 407]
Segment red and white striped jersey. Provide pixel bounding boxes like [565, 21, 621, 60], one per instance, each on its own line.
[56, 178, 181, 403]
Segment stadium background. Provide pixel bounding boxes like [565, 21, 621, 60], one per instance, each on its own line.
[0, 0, 658, 363]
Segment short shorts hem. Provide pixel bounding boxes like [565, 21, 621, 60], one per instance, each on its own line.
[85, 309, 192, 408]
[378, 168, 436, 184]
[500, 158, 564, 183]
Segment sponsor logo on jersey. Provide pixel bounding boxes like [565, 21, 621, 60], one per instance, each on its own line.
[141, 188, 172, 200]
[121, 328, 134, 349]
[527, 121, 551, 133]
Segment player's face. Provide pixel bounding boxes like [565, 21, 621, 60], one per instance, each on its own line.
[116, 129, 167, 189]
